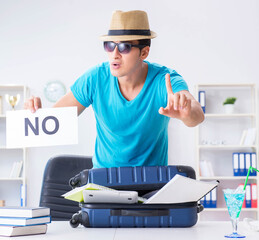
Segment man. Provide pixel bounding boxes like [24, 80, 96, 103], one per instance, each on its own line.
[25, 10, 204, 168]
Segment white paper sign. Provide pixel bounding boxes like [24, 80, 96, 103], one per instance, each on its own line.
[6, 107, 78, 148]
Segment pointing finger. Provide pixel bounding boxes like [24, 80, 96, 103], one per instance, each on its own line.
[165, 74, 173, 95]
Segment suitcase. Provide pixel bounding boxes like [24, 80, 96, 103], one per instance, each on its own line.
[69, 165, 204, 228]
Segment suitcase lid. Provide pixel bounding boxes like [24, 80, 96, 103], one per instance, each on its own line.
[87, 165, 196, 191]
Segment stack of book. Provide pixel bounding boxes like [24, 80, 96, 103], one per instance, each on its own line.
[0, 207, 51, 237]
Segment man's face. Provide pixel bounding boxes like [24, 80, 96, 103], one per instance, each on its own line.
[105, 40, 145, 78]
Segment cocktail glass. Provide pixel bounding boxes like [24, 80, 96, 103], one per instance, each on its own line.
[223, 189, 246, 238]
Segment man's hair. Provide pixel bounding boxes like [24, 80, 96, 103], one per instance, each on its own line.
[138, 39, 151, 48]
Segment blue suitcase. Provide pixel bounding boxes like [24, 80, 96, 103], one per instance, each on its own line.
[69, 165, 204, 228]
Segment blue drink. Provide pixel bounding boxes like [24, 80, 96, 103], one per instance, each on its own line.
[223, 189, 246, 238]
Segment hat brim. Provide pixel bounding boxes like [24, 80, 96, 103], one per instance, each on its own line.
[99, 31, 157, 41]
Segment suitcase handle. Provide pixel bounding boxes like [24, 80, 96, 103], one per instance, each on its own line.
[69, 169, 89, 188]
[111, 209, 169, 217]
[197, 204, 204, 213]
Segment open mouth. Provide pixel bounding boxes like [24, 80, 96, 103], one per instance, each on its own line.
[111, 63, 120, 69]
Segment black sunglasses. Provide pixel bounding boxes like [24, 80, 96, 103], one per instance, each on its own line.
[104, 41, 146, 54]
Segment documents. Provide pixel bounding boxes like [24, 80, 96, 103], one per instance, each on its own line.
[62, 183, 116, 203]
[144, 174, 219, 204]
[63, 183, 145, 203]
[83, 190, 138, 204]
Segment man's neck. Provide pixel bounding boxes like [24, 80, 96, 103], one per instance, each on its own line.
[117, 62, 148, 101]
[118, 62, 148, 90]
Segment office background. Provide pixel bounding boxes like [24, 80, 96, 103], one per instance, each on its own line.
[0, 0, 258, 207]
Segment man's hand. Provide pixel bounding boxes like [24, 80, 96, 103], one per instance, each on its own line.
[159, 73, 204, 127]
[24, 91, 86, 116]
[159, 74, 191, 119]
[24, 96, 42, 113]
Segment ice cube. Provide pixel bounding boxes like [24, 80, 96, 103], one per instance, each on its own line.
[223, 188, 233, 194]
[234, 185, 245, 194]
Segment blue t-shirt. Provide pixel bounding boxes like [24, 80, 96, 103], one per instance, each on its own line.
[71, 61, 188, 168]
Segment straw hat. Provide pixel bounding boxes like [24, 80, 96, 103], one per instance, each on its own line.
[100, 10, 157, 41]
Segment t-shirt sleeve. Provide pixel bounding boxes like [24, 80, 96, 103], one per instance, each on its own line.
[70, 66, 98, 108]
[168, 68, 189, 93]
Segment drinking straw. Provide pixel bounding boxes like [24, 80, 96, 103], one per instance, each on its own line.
[243, 166, 259, 191]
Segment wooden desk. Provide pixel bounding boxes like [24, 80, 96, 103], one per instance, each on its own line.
[0, 221, 258, 240]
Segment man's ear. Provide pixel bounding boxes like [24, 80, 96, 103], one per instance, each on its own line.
[140, 46, 150, 60]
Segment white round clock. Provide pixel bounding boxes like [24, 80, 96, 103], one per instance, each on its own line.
[44, 81, 66, 102]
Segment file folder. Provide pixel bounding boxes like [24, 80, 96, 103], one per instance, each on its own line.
[198, 91, 206, 113]
[239, 184, 246, 208]
[205, 192, 211, 208]
[200, 196, 205, 207]
[245, 153, 251, 176]
[233, 153, 239, 176]
[251, 183, 257, 208]
[211, 188, 217, 208]
[251, 153, 257, 176]
[239, 153, 245, 176]
[245, 184, 251, 208]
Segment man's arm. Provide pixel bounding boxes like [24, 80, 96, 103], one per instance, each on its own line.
[159, 74, 204, 127]
[24, 91, 86, 116]
[54, 91, 86, 116]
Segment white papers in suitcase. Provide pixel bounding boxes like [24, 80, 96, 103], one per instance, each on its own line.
[144, 174, 219, 204]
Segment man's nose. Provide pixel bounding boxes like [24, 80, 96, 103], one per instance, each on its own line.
[112, 46, 121, 58]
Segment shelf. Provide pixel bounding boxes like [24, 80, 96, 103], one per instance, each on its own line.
[0, 146, 25, 150]
[196, 83, 256, 88]
[205, 113, 256, 118]
[199, 176, 257, 180]
[196, 83, 258, 221]
[0, 85, 28, 207]
[198, 145, 257, 149]
[0, 85, 27, 89]
[0, 178, 23, 181]
[203, 208, 257, 212]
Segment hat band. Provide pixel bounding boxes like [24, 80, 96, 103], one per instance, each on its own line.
[108, 29, 151, 36]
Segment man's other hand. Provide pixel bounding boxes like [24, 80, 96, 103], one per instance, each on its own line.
[24, 96, 42, 113]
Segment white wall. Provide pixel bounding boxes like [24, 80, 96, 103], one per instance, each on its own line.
[0, 0, 258, 206]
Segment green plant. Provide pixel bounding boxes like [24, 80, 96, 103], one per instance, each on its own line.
[223, 97, 237, 105]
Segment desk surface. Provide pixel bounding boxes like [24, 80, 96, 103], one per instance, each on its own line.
[0, 221, 258, 240]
